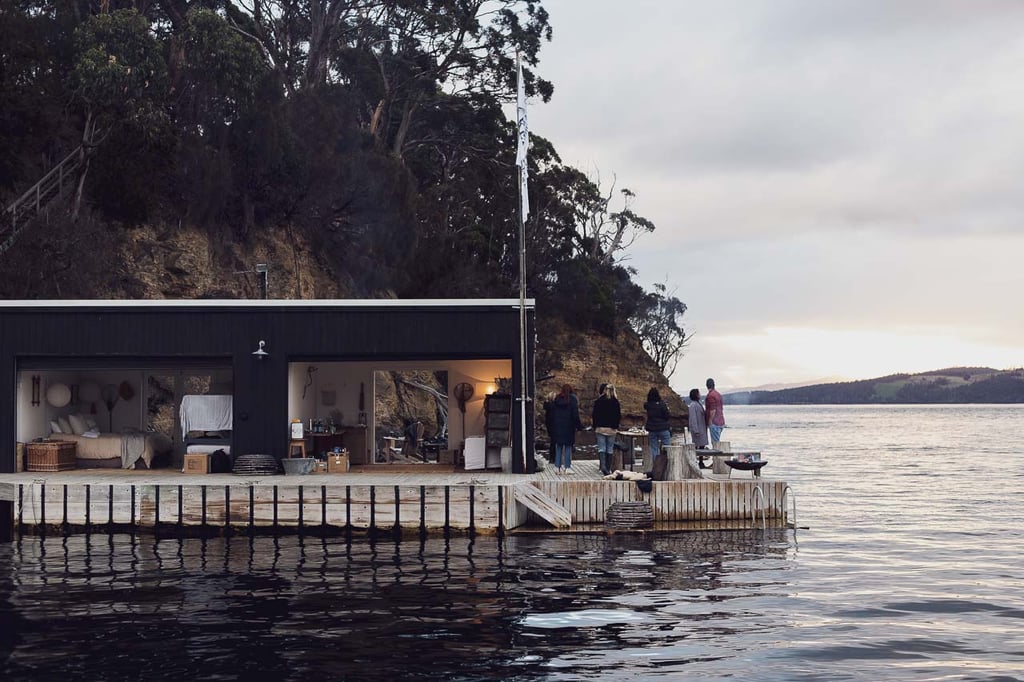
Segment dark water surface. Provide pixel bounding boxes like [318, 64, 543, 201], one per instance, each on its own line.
[2, 405, 1023, 681]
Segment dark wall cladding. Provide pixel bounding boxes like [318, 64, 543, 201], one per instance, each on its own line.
[0, 302, 536, 472]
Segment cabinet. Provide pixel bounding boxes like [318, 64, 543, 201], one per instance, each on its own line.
[484, 394, 511, 470]
[342, 427, 369, 465]
[305, 432, 345, 456]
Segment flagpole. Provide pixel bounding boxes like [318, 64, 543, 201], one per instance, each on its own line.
[515, 52, 530, 473]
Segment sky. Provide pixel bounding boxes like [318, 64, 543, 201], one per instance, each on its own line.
[525, 0, 1024, 394]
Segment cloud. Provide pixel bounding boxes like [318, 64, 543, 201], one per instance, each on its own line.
[534, 1, 1024, 385]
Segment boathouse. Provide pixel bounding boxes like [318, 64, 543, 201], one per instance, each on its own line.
[0, 299, 537, 474]
[0, 300, 790, 538]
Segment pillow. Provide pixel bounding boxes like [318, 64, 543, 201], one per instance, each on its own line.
[68, 413, 88, 436]
[85, 416, 99, 431]
[49, 419, 63, 434]
[58, 416, 73, 434]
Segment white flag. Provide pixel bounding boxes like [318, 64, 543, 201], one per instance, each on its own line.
[515, 56, 529, 220]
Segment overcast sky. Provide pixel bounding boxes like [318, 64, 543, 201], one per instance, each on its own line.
[527, 0, 1024, 393]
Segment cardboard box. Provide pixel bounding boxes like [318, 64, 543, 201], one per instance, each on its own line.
[439, 449, 454, 465]
[311, 460, 328, 474]
[327, 452, 349, 473]
[184, 453, 211, 474]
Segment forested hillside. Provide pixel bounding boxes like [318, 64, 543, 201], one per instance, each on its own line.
[0, 1, 689, 405]
[725, 367, 1024, 404]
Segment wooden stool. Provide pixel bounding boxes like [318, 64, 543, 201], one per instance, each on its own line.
[288, 439, 307, 458]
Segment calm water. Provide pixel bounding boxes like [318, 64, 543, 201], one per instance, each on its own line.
[2, 405, 1023, 681]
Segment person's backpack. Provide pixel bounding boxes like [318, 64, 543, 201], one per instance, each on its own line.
[210, 449, 232, 473]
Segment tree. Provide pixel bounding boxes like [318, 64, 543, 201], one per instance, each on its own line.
[223, 1, 553, 158]
[570, 173, 655, 267]
[70, 8, 169, 216]
[630, 282, 689, 379]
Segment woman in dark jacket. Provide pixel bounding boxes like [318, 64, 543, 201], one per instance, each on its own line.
[643, 387, 672, 464]
[542, 391, 557, 462]
[591, 383, 621, 475]
[550, 383, 583, 474]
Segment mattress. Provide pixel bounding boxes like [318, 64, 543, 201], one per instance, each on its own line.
[186, 444, 231, 455]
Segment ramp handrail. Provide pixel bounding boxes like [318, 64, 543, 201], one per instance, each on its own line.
[750, 485, 767, 529]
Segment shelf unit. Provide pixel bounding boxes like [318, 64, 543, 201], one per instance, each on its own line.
[484, 393, 511, 469]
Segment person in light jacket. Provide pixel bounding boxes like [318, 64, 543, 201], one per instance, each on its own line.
[643, 387, 671, 464]
[688, 388, 709, 448]
[591, 383, 621, 476]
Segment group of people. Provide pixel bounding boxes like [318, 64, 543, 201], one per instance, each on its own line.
[685, 378, 726, 450]
[542, 379, 726, 476]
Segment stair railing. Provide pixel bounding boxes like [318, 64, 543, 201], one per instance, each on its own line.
[1, 146, 85, 256]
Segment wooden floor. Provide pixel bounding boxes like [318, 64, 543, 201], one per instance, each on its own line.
[0, 458, 784, 535]
[1, 457, 754, 489]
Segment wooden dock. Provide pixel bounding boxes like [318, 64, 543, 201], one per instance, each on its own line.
[0, 459, 789, 536]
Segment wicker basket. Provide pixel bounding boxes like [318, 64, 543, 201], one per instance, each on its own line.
[26, 441, 77, 472]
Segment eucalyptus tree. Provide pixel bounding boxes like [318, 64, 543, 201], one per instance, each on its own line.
[221, 1, 552, 158]
[69, 8, 169, 216]
[630, 282, 690, 379]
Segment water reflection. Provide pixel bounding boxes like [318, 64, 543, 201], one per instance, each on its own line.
[8, 406, 1021, 679]
[1, 530, 790, 680]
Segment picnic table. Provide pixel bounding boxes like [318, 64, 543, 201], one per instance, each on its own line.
[617, 429, 649, 470]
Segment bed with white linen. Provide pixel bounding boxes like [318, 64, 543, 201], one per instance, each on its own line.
[53, 431, 173, 469]
[180, 395, 233, 455]
[50, 413, 173, 469]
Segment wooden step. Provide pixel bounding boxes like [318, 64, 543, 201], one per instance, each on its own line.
[513, 482, 572, 528]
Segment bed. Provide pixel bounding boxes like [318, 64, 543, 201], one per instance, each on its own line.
[53, 431, 173, 469]
[180, 395, 233, 456]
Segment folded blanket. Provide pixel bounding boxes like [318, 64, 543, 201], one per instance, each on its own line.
[120, 429, 147, 469]
[82, 429, 100, 438]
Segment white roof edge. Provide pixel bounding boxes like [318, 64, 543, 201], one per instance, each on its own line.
[0, 298, 536, 309]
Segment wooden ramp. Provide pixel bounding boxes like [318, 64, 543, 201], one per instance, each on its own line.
[514, 482, 572, 529]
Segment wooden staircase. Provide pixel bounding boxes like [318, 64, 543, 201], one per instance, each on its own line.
[1, 146, 85, 256]
[513, 482, 572, 528]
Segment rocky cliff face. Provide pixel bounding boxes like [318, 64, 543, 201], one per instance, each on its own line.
[536, 319, 685, 430]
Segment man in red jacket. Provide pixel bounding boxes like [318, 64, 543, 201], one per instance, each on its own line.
[705, 378, 726, 448]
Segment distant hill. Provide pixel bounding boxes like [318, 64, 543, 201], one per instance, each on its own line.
[724, 367, 1024, 404]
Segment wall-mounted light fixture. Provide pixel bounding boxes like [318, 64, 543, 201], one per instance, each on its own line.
[252, 340, 269, 358]
[31, 375, 41, 406]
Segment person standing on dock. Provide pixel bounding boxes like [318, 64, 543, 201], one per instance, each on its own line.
[705, 378, 726, 447]
[643, 387, 672, 464]
[688, 388, 709, 448]
[551, 384, 583, 474]
[592, 383, 621, 476]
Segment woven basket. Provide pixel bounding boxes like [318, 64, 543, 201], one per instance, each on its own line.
[26, 441, 77, 472]
[605, 501, 654, 529]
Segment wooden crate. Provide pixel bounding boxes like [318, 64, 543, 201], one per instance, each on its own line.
[26, 441, 77, 471]
[327, 452, 349, 473]
[183, 453, 210, 474]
